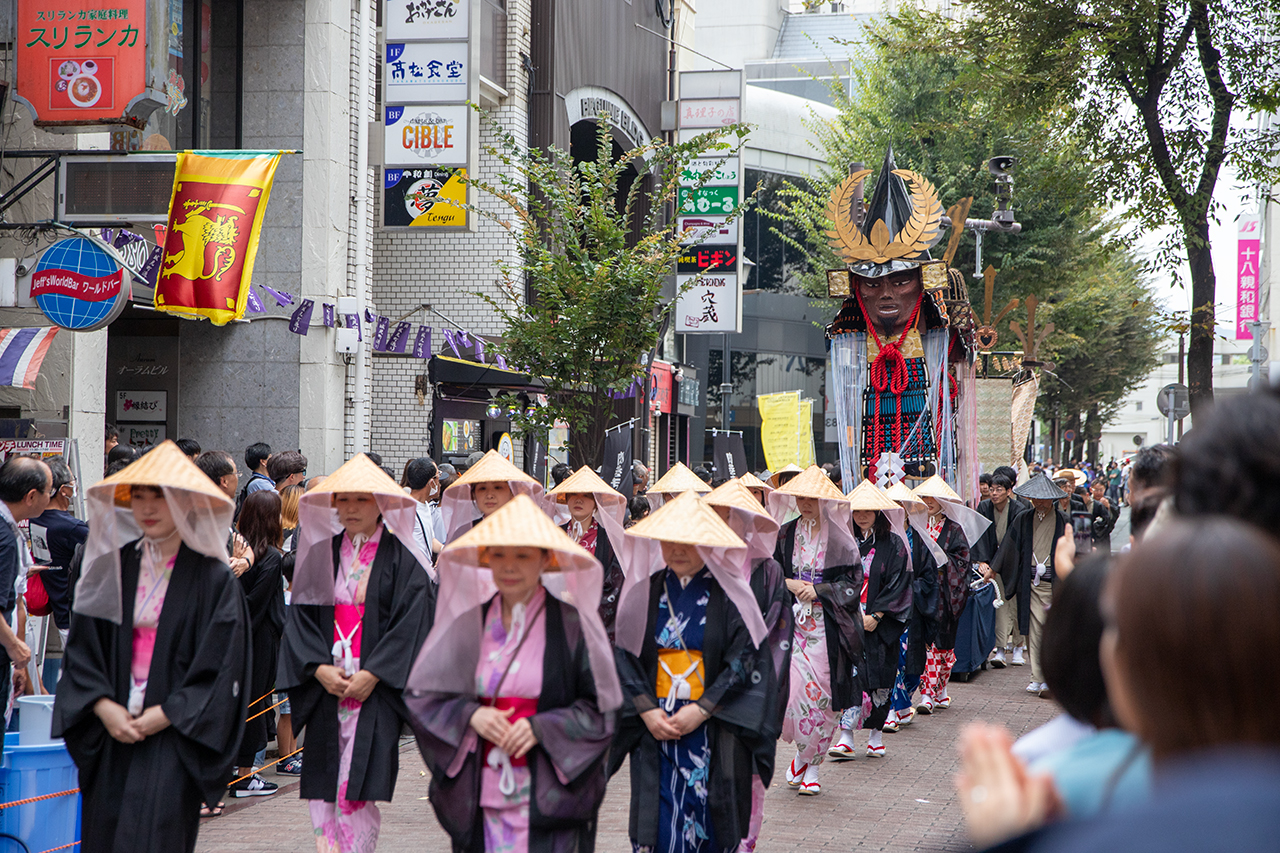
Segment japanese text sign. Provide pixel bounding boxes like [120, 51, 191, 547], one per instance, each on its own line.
[16, 0, 146, 124]
[674, 273, 740, 334]
[678, 98, 740, 129]
[1237, 215, 1262, 340]
[679, 157, 739, 187]
[386, 0, 469, 41]
[385, 42, 469, 102]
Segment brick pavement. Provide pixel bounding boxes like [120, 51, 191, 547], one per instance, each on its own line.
[196, 663, 1058, 852]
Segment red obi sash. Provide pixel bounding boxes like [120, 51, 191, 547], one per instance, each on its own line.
[479, 696, 539, 767]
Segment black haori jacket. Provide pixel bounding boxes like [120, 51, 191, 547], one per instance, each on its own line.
[857, 531, 913, 691]
[408, 596, 613, 853]
[277, 532, 435, 803]
[994, 508, 1069, 636]
[774, 518, 866, 711]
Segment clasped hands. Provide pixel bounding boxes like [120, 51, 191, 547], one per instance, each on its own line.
[316, 664, 380, 702]
[640, 703, 707, 741]
[94, 697, 170, 744]
[786, 578, 818, 603]
[469, 706, 539, 760]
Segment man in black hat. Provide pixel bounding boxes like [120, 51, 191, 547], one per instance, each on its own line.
[992, 473, 1071, 695]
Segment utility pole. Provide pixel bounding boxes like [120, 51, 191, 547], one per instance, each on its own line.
[1177, 332, 1185, 439]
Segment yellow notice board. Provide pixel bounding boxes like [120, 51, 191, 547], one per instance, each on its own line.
[798, 398, 816, 468]
[758, 391, 800, 471]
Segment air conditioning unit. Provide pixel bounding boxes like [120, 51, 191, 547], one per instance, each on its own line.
[57, 153, 176, 225]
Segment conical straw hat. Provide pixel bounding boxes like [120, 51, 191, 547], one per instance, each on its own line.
[846, 479, 899, 512]
[546, 466, 624, 503]
[629, 491, 745, 549]
[445, 493, 590, 570]
[774, 465, 844, 502]
[768, 463, 803, 488]
[885, 481, 924, 506]
[648, 461, 711, 495]
[738, 472, 774, 493]
[308, 452, 405, 498]
[912, 475, 963, 504]
[453, 449, 540, 488]
[96, 440, 232, 507]
[704, 478, 770, 518]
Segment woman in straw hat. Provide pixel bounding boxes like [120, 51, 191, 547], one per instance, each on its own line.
[826, 481, 913, 760]
[276, 454, 436, 853]
[440, 450, 547, 544]
[611, 491, 769, 853]
[643, 461, 712, 511]
[765, 466, 863, 795]
[546, 466, 628, 641]
[52, 441, 252, 853]
[738, 472, 773, 507]
[406, 494, 621, 853]
[911, 476, 989, 714]
[703, 479, 791, 852]
[876, 482, 937, 733]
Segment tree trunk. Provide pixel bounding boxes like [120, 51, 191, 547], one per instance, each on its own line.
[1185, 218, 1216, 415]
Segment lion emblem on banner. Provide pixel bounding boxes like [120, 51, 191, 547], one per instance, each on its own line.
[161, 199, 242, 283]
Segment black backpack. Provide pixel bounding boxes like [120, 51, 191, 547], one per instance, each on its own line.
[235, 472, 273, 520]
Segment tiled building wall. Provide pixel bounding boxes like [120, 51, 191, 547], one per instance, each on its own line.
[369, 0, 532, 475]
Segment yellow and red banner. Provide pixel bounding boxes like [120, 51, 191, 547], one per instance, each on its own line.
[154, 150, 282, 326]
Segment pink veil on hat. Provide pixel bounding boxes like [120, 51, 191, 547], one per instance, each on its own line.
[406, 494, 622, 712]
[75, 441, 235, 624]
[546, 466, 627, 549]
[913, 475, 991, 549]
[439, 450, 548, 543]
[704, 479, 781, 566]
[765, 466, 863, 572]
[613, 491, 767, 656]
[292, 454, 436, 607]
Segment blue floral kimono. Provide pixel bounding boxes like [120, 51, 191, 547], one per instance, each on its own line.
[612, 568, 764, 853]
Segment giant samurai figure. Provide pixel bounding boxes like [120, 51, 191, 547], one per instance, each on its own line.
[825, 150, 978, 495]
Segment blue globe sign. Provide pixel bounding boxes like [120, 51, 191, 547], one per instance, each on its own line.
[30, 236, 130, 332]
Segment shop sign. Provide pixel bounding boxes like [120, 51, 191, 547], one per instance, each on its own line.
[384, 167, 467, 227]
[121, 424, 165, 448]
[674, 273, 740, 334]
[115, 389, 166, 422]
[0, 439, 65, 463]
[680, 157, 739, 187]
[29, 236, 130, 331]
[650, 362, 674, 414]
[678, 185, 738, 216]
[384, 104, 469, 168]
[678, 245, 737, 274]
[677, 215, 737, 246]
[1237, 215, 1261, 340]
[497, 432, 514, 462]
[15, 0, 148, 124]
[386, 0, 469, 41]
[678, 99, 740, 128]
[385, 42, 470, 103]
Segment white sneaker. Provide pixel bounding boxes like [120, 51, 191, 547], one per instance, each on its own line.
[989, 648, 1007, 668]
[1011, 646, 1026, 666]
[1025, 681, 1043, 694]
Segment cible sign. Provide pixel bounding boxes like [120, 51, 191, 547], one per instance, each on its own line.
[384, 104, 469, 167]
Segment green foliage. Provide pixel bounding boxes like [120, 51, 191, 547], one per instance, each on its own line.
[770, 10, 1162, 456]
[935, 0, 1280, 412]
[462, 109, 750, 463]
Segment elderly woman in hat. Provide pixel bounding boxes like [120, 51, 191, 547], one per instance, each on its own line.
[703, 479, 791, 852]
[277, 454, 436, 853]
[766, 466, 863, 795]
[909, 476, 989, 715]
[611, 491, 769, 853]
[546, 466, 628, 641]
[406, 495, 620, 853]
[440, 450, 547, 544]
[991, 473, 1073, 696]
[826, 481, 913, 761]
[53, 441, 252, 853]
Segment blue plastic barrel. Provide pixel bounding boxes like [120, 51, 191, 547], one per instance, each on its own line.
[0, 732, 81, 853]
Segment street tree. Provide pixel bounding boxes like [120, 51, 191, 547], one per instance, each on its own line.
[771, 10, 1162, 464]
[937, 0, 1280, 414]
[465, 112, 748, 464]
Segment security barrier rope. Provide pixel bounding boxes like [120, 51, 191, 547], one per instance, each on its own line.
[0, 788, 77, 810]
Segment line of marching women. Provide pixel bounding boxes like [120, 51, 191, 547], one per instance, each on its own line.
[51, 443, 1007, 853]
